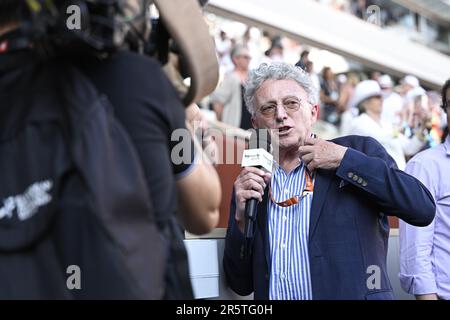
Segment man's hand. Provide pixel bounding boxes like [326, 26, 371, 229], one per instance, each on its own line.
[234, 167, 271, 233]
[186, 103, 219, 165]
[298, 137, 348, 172]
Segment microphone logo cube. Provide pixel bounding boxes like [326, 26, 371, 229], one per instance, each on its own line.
[241, 148, 273, 172]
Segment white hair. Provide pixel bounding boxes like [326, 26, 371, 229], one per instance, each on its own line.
[244, 63, 318, 116]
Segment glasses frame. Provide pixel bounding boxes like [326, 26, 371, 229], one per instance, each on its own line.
[257, 98, 312, 118]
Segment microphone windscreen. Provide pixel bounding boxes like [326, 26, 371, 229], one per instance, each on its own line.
[247, 129, 271, 152]
[243, 129, 273, 172]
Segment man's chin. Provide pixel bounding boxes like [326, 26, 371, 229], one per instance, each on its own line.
[273, 138, 298, 152]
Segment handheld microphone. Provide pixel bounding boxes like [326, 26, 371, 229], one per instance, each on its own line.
[241, 129, 273, 255]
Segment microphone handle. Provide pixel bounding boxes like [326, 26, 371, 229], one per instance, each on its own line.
[244, 198, 258, 239]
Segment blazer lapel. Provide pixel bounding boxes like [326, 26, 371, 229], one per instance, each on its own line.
[309, 169, 333, 242]
[257, 185, 271, 272]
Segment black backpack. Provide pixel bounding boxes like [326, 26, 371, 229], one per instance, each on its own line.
[0, 58, 166, 299]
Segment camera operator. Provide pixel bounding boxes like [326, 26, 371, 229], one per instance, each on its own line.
[0, 0, 221, 299]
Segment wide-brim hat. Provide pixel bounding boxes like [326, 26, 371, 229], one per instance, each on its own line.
[348, 80, 382, 110]
[402, 75, 420, 88]
[379, 74, 393, 89]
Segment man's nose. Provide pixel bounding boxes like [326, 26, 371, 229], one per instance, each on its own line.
[275, 104, 288, 121]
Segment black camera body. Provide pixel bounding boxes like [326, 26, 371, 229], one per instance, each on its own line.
[1, 0, 148, 58]
[0, 0, 218, 106]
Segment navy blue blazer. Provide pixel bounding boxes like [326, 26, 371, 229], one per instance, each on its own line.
[223, 135, 436, 300]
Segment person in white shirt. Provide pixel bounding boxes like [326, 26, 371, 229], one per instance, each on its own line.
[348, 80, 425, 170]
[215, 30, 233, 73]
[379, 74, 404, 128]
[210, 45, 253, 129]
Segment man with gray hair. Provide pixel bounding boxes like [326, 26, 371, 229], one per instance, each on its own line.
[210, 44, 253, 129]
[223, 62, 435, 300]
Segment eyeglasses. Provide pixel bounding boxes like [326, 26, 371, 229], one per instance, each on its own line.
[269, 169, 314, 207]
[257, 99, 308, 118]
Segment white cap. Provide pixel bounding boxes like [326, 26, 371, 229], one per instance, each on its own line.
[403, 75, 419, 88]
[349, 80, 382, 110]
[379, 74, 393, 89]
[337, 74, 347, 84]
[405, 86, 426, 102]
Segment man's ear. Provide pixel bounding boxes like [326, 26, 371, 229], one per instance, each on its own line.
[251, 116, 258, 129]
[311, 104, 319, 122]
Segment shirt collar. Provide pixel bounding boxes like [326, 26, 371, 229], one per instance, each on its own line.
[272, 158, 304, 175]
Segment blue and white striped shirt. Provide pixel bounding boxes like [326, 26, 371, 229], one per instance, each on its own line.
[268, 161, 313, 300]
